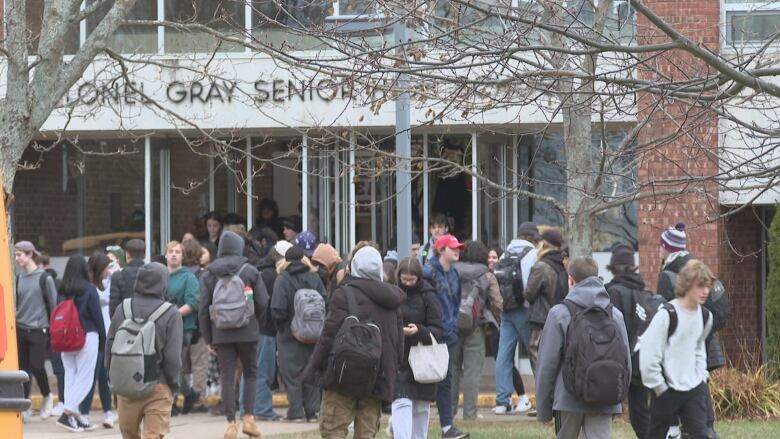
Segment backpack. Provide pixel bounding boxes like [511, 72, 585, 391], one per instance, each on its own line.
[662, 270, 729, 332]
[49, 297, 86, 353]
[209, 263, 254, 330]
[611, 284, 667, 384]
[494, 247, 533, 309]
[326, 288, 382, 399]
[562, 300, 630, 405]
[288, 274, 326, 344]
[109, 299, 173, 399]
[457, 277, 482, 337]
[546, 259, 570, 306]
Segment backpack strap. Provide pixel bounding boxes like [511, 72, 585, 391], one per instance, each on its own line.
[122, 298, 134, 320]
[344, 288, 360, 317]
[237, 263, 250, 278]
[147, 302, 174, 324]
[663, 303, 678, 339]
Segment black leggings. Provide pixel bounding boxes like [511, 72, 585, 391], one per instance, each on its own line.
[17, 329, 51, 398]
[216, 342, 258, 422]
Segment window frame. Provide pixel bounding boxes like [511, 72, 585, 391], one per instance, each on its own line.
[722, 1, 780, 47]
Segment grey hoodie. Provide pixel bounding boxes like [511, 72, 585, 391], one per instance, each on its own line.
[15, 267, 57, 330]
[105, 263, 184, 391]
[351, 246, 384, 282]
[535, 276, 629, 422]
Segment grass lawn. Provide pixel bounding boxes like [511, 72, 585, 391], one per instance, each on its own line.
[280, 419, 780, 438]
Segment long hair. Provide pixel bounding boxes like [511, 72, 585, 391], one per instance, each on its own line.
[61, 255, 91, 297]
[460, 240, 489, 265]
[536, 239, 560, 260]
[87, 252, 111, 288]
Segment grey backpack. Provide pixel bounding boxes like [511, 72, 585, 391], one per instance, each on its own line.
[210, 264, 254, 329]
[109, 299, 173, 399]
[288, 274, 326, 344]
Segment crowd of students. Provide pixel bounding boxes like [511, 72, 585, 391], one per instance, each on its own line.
[13, 205, 727, 439]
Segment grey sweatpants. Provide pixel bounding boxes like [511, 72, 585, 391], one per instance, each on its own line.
[554, 411, 612, 439]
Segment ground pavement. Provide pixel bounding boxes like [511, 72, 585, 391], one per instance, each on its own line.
[23, 407, 536, 438]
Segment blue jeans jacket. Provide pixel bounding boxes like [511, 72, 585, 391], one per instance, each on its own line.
[423, 258, 461, 345]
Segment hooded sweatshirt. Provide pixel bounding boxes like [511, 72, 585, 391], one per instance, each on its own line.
[105, 263, 183, 391]
[270, 259, 327, 336]
[535, 276, 629, 422]
[167, 267, 200, 333]
[15, 267, 57, 330]
[198, 231, 269, 345]
[303, 247, 406, 402]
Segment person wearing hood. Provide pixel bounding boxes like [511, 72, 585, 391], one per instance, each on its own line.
[391, 257, 443, 439]
[271, 245, 327, 422]
[604, 244, 649, 439]
[524, 228, 568, 369]
[451, 240, 502, 421]
[494, 222, 538, 415]
[422, 235, 469, 439]
[106, 262, 183, 439]
[535, 256, 629, 438]
[198, 231, 269, 439]
[303, 246, 405, 439]
[311, 243, 344, 294]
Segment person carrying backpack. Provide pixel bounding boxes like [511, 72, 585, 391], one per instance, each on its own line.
[106, 262, 183, 439]
[493, 222, 538, 415]
[302, 246, 405, 439]
[198, 231, 269, 439]
[640, 259, 716, 439]
[536, 256, 630, 439]
[108, 239, 146, 316]
[604, 244, 660, 439]
[451, 240, 502, 420]
[270, 245, 327, 422]
[524, 228, 568, 369]
[54, 255, 106, 433]
[13, 241, 57, 422]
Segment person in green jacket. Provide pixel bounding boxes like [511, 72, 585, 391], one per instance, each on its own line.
[165, 240, 200, 415]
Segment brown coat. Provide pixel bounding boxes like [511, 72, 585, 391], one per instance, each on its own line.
[524, 251, 566, 327]
[303, 276, 405, 403]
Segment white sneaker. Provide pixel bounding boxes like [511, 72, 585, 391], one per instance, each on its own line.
[40, 393, 54, 419]
[77, 414, 97, 431]
[514, 396, 532, 414]
[22, 408, 32, 423]
[493, 404, 511, 415]
[666, 425, 681, 439]
[102, 411, 117, 428]
[52, 402, 65, 417]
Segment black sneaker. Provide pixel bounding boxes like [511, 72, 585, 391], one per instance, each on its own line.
[182, 391, 198, 415]
[442, 426, 470, 439]
[56, 414, 83, 433]
[306, 413, 319, 423]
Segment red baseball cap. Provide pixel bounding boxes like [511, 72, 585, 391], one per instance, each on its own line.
[435, 234, 464, 251]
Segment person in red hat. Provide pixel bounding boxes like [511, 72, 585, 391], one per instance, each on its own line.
[422, 235, 469, 439]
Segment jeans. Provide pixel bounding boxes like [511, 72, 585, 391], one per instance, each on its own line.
[495, 308, 530, 406]
[391, 398, 431, 439]
[451, 327, 485, 419]
[80, 351, 112, 414]
[435, 342, 456, 429]
[254, 335, 279, 418]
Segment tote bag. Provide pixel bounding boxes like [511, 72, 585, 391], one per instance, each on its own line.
[408, 334, 449, 384]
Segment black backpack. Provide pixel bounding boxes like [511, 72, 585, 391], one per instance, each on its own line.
[562, 300, 630, 405]
[611, 285, 667, 384]
[326, 288, 382, 399]
[543, 259, 569, 306]
[494, 247, 533, 309]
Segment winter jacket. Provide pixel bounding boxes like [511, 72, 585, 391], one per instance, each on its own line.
[535, 276, 629, 422]
[63, 285, 107, 351]
[198, 231, 269, 345]
[257, 255, 279, 336]
[499, 239, 537, 311]
[454, 261, 503, 326]
[167, 267, 200, 333]
[524, 251, 566, 328]
[605, 271, 647, 317]
[423, 258, 461, 345]
[395, 279, 443, 402]
[106, 263, 183, 391]
[303, 276, 406, 403]
[270, 261, 327, 336]
[109, 259, 144, 317]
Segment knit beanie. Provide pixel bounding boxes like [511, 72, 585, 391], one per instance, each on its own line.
[660, 222, 687, 253]
[609, 244, 635, 267]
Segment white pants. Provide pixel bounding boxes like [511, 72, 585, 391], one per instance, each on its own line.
[61, 332, 98, 414]
[391, 398, 431, 439]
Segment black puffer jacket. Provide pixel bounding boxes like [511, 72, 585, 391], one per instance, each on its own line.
[396, 279, 443, 402]
[257, 255, 279, 336]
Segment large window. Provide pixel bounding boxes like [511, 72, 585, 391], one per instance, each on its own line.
[86, 0, 157, 53]
[724, 1, 780, 44]
[165, 0, 246, 52]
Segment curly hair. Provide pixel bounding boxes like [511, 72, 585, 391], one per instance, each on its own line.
[674, 259, 715, 298]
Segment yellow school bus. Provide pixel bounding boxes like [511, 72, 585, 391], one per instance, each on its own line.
[0, 182, 27, 439]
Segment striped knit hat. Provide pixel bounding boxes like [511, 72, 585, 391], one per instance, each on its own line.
[660, 222, 687, 253]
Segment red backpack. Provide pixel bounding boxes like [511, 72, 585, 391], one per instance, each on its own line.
[50, 299, 85, 352]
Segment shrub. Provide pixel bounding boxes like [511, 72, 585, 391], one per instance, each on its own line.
[710, 366, 780, 420]
[767, 206, 780, 378]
